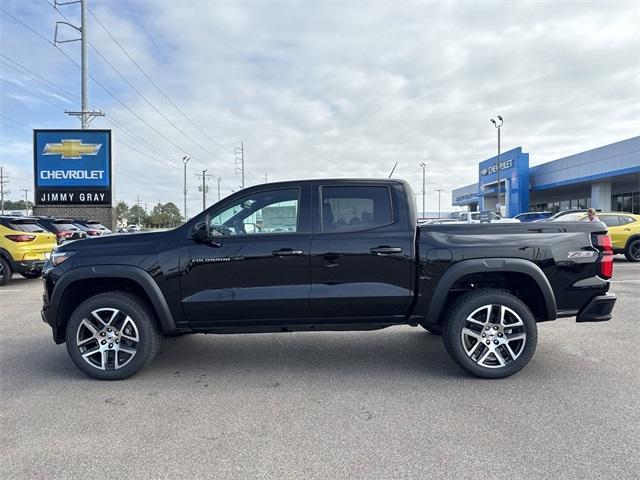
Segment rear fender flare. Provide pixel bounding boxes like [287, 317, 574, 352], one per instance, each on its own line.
[426, 258, 557, 323]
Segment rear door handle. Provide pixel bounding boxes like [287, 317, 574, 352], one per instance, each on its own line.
[272, 248, 304, 257]
[370, 246, 402, 255]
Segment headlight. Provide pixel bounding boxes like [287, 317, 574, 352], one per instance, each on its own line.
[50, 251, 75, 267]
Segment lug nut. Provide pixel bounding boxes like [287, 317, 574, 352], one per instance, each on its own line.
[494, 340, 499, 345]
[101, 340, 106, 345]
[115, 339, 119, 344]
[107, 328, 112, 332]
[486, 340, 490, 345]
[100, 332, 106, 337]
[485, 326, 490, 330]
[498, 333, 503, 337]
[108, 343, 113, 348]
[493, 326, 499, 330]
[481, 333, 486, 338]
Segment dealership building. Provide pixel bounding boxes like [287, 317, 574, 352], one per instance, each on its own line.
[451, 136, 640, 216]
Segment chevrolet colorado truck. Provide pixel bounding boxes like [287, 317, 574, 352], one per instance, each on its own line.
[41, 179, 617, 380]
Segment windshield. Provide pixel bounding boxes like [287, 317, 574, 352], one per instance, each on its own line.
[53, 223, 80, 231]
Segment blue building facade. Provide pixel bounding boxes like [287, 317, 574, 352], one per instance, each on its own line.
[452, 136, 640, 216]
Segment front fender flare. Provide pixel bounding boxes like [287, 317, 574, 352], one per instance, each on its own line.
[426, 258, 557, 323]
[50, 265, 177, 334]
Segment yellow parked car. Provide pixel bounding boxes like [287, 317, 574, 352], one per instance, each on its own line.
[0, 216, 58, 286]
[551, 211, 640, 262]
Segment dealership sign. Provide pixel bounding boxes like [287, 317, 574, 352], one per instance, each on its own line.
[34, 129, 112, 205]
[480, 159, 513, 176]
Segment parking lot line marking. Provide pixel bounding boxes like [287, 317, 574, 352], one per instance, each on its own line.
[0, 289, 24, 292]
[610, 280, 640, 283]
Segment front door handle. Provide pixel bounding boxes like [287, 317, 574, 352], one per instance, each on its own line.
[370, 246, 402, 255]
[272, 248, 304, 257]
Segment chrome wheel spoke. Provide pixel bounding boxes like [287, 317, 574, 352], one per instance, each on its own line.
[477, 349, 492, 366]
[494, 348, 506, 366]
[462, 328, 482, 340]
[120, 317, 139, 342]
[467, 340, 482, 358]
[505, 343, 520, 361]
[119, 346, 136, 356]
[506, 332, 526, 343]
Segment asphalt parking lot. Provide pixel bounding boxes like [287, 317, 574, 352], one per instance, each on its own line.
[1, 259, 639, 480]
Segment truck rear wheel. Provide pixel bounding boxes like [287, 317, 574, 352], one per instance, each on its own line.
[442, 289, 537, 379]
[65, 291, 161, 380]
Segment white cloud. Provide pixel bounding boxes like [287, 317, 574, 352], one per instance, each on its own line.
[0, 0, 638, 213]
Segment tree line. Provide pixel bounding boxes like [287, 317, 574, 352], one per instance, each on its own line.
[116, 201, 183, 228]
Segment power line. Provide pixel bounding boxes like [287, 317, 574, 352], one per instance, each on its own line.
[0, 51, 229, 177]
[130, 15, 236, 157]
[87, 6, 235, 159]
[2, 7, 220, 172]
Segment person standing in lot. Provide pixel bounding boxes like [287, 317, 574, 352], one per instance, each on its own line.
[587, 208, 600, 222]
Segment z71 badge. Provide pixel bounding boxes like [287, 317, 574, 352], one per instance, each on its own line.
[567, 250, 595, 258]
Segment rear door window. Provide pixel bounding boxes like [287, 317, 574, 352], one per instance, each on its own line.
[321, 186, 393, 232]
[599, 215, 620, 227]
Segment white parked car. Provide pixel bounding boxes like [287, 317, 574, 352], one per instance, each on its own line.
[455, 211, 520, 223]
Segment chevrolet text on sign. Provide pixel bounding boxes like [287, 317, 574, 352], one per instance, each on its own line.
[33, 130, 112, 205]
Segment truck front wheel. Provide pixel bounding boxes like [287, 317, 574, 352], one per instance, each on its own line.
[442, 289, 537, 379]
[65, 291, 161, 380]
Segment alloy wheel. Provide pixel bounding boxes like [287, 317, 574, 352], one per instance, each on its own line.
[460, 304, 527, 369]
[76, 308, 140, 370]
[631, 240, 640, 260]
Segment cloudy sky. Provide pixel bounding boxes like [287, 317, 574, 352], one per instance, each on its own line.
[1, 0, 639, 214]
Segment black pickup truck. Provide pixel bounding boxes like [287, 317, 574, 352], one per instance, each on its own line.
[41, 179, 616, 380]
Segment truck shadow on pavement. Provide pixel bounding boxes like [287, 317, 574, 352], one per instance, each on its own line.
[149, 328, 464, 380]
[10, 327, 469, 382]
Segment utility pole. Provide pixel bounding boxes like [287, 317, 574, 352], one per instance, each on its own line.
[434, 189, 446, 219]
[235, 142, 245, 189]
[419, 162, 426, 218]
[490, 115, 504, 215]
[21, 189, 31, 215]
[217, 177, 222, 202]
[54, 0, 103, 128]
[0, 166, 9, 215]
[262, 173, 268, 183]
[182, 155, 190, 220]
[196, 170, 213, 211]
[136, 194, 141, 225]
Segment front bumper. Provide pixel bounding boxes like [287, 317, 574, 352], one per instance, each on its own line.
[576, 293, 617, 322]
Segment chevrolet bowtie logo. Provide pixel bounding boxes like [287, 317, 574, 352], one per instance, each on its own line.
[43, 139, 101, 159]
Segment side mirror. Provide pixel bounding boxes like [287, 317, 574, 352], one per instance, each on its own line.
[192, 219, 210, 242]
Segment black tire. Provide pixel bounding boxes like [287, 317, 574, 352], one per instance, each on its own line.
[420, 324, 442, 335]
[20, 270, 42, 279]
[0, 256, 12, 286]
[442, 289, 537, 379]
[624, 238, 640, 262]
[65, 291, 161, 380]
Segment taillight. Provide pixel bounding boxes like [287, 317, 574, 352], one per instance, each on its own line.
[4, 234, 36, 242]
[86, 230, 100, 236]
[594, 234, 613, 279]
[56, 231, 73, 239]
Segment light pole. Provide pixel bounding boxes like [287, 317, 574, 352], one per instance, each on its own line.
[435, 189, 446, 219]
[217, 177, 221, 202]
[419, 162, 426, 218]
[490, 115, 503, 215]
[182, 155, 190, 221]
